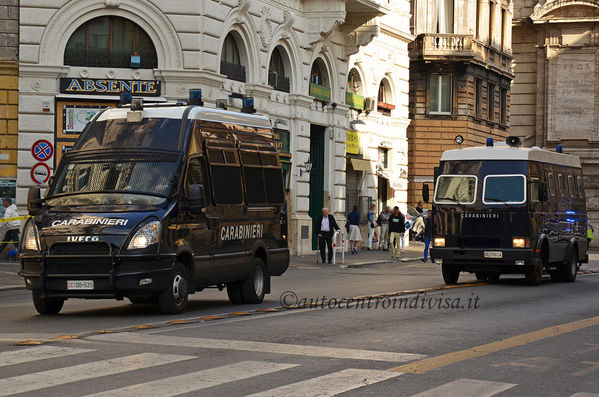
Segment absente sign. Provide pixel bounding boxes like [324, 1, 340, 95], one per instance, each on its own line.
[59, 78, 161, 97]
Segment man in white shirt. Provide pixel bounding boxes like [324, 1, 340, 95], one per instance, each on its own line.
[0, 198, 20, 255]
[316, 207, 340, 264]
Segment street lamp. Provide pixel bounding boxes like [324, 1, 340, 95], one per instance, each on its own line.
[300, 160, 312, 177]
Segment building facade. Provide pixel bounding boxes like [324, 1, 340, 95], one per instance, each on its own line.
[407, 0, 514, 207]
[511, 0, 599, 223]
[0, 0, 18, 215]
[16, 0, 410, 255]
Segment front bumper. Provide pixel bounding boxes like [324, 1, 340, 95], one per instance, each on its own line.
[18, 253, 175, 299]
[430, 247, 539, 273]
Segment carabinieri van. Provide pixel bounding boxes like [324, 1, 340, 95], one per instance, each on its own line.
[19, 95, 289, 314]
[426, 136, 588, 286]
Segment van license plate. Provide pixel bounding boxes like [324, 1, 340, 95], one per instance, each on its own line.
[67, 280, 94, 290]
[484, 251, 503, 259]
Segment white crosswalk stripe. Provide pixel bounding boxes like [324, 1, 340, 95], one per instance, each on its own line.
[570, 394, 599, 397]
[89, 333, 426, 362]
[245, 368, 402, 397]
[0, 353, 194, 396]
[0, 345, 92, 368]
[85, 360, 298, 397]
[409, 379, 517, 397]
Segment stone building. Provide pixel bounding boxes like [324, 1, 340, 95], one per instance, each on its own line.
[511, 0, 599, 222]
[407, 0, 514, 206]
[16, 0, 411, 255]
[0, 0, 18, 215]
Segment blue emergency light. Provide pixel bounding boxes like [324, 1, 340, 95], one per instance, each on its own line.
[556, 145, 563, 153]
[189, 89, 204, 106]
[119, 92, 132, 106]
[242, 97, 256, 113]
[486, 137, 494, 147]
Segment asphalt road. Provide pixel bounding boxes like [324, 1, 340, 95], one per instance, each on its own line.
[1, 258, 599, 396]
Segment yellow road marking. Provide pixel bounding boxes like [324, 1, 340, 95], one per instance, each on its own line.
[52, 335, 80, 340]
[131, 324, 155, 329]
[389, 314, 599, 374]
[167, 320, 192, 324]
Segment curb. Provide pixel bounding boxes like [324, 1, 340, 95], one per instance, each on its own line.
[341, 256, 425, 268]
[0, 285, 24, 291]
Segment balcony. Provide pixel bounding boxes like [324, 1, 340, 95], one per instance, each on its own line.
[221, 61, 246, 83]
[268, 72, 290, 93]
[309, 83, 331, 102]
[346, 92, 365, 110]
[64, 49, 158, 69]
[410, 33, 513, 76]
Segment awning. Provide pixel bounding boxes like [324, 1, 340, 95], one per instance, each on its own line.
[378, 170, 406, 191]
[350, 158, 371, 171]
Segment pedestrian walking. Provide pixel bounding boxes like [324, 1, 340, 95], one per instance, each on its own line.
[347, 205, 362, 254]
[0, 198, 21, 256]
[398, 208, 407, 252]
[422, 210, 433, 263]
[316, 208, 340, 264]
[378, 206, 391, 250]
[588, 221, 595, 248]
[367, 203, 377, 251]
[389, 206, 405, 259]
[416, 201, 424, 214]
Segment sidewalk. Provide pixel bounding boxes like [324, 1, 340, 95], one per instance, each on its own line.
[291, 242, 426, 268]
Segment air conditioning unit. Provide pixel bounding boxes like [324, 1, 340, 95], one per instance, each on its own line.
[364, 97, 376, 112]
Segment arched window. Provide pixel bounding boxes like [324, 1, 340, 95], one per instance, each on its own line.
[346, 68, 364, 110]
[268, 46, 291, 93]
[309, 58, 330, 102]
[221, 33, 246, 82]
[64, 16, 157, 68]
[377, 79, 395, 116]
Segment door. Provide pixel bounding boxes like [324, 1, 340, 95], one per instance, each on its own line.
[309, 125, 326, 250]
[378, 176, 388, 213]
[346, 159, 360, 215]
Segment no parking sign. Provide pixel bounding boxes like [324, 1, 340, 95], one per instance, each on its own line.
[31, 139, 54, 162]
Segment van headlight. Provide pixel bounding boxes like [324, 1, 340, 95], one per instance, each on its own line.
[127, 221, 161, 250]
[22, 220, 40, 252]
[434, 237, 446, 247]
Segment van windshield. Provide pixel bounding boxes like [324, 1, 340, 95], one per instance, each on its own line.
[47, 152, 178, 206]
[434, 175, 477, 204]
[75, 118, 182, 151]
[483, 175, 526, 204]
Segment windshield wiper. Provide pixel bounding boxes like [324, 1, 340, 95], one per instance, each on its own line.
[485, 197, 513, 205]
[436, 196, 464, 206]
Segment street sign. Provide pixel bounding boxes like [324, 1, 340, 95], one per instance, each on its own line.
[31, 139, 54, 162]
[30, 162, 51, 185]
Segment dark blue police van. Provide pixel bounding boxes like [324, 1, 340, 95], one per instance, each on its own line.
[426, 136, 588, 286]
[19, 96, 289, 314]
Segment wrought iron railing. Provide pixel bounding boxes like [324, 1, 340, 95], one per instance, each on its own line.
[268, 72, 290, 93]
[64, 49, 157, 69]
[221, 61, 246, 83]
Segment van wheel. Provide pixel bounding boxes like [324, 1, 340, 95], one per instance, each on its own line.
[561, 249, 577, 283]
[226, 282, 244, 304]
[241, 258, 268, 304]
[442, 264, 459, 284]
[525, 264, 542, 286]
[32, 291, 64, 315]
[159, 263, 189, 314]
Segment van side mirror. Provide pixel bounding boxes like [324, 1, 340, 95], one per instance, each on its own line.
[188, 184, 206, 214]
[538, 182, 548, 202]
[27, 187, 43, 216]
[422, 183, 430, 203]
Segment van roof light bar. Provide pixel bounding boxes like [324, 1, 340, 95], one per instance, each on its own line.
[486, 137, 494, 147]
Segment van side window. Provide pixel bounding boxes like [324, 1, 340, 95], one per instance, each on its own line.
[187, 157, 209, 188]
[240, 150, 285, 206]
[567, 175, 575, 198]
[558, 174, 565, 196]
[577, 176, 584, 198]
[207, 148, 243, 205]
[547, 172, 555, 196]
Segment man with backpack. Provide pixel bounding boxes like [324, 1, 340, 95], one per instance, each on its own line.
[388, 206, 405, 259]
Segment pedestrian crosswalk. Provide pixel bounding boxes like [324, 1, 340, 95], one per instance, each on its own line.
[0, 340, 596, 396]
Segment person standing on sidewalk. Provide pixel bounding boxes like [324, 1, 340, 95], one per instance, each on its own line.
[367, 203, 377, 251]
[422, 210, 433, 263]
[378, 206, 391, 251]
[398, 208, 407, 252]
[316, 208, 340, 264]
[389, 206, 405, 259]
[0, 198, 21, 256]
[347, 205, 362, 254]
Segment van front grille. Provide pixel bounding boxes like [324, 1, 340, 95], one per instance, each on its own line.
[45, 259, 112, 275]
[458, 237, 501, 249]
[49, 242, 111, 256]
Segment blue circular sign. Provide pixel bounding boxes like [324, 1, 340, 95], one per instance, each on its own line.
[32, 139, 53, 162]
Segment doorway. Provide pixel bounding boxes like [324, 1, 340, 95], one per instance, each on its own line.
[378, 176, 388, 213]
[309, 125, 326, 250]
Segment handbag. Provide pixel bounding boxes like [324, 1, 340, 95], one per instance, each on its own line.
[345, 222, 350, 233]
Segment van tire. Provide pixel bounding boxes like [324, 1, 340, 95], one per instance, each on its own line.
[525, 264, 542, 286]
[562, 249, 577, 283]
[226, 282, 244, 304]
[241, 257, 267, 304]
[442, 264, 459, 284]
[32, 291, 64, 315]
[159, 263, 189, 314]
[549, 269, 563, 282]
